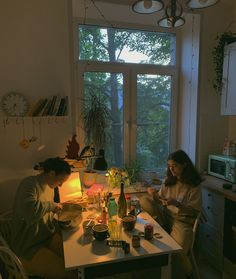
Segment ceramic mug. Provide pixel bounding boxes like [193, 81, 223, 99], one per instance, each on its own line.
[122, 215, 136, 231]
[92, 224, 110, 241]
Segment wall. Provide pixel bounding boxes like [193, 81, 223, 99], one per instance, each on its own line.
[197, 1, 236, 171]
[0, 0, 74, 211]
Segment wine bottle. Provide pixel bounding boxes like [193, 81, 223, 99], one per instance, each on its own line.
[118, 182, 127, 218]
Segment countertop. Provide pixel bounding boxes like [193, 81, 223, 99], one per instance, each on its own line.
[201, 175, 236, 202]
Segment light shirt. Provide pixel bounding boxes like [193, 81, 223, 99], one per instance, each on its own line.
[158, 181, 202, 214]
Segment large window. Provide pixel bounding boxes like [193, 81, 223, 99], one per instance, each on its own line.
[78, 24, 177, 175]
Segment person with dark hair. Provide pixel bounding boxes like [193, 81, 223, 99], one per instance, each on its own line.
[140, 150, 202, 279]
[10, 157, 76, 279]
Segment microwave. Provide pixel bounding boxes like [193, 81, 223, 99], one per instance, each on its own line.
[208, 154, 236, 183]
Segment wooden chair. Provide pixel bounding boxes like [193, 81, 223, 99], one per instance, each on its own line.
[0, 244, 28, 279]
[189, 212, 201, 279]
[0, 211, 43, 279]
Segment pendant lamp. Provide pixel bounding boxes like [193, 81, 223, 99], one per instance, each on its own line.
[132, 0, 164, 14]
[187, 0, 220, 9]
[158, 0, 185, 28]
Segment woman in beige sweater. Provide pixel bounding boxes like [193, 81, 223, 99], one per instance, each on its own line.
[140, 150, 202, 279]
[11, 157, 76, 279]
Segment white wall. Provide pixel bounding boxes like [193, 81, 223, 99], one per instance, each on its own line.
[0, 0, 74, 211]
[197, 1, 235, 171]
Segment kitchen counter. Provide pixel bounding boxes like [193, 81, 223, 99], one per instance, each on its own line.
[201, 175, 236, 202]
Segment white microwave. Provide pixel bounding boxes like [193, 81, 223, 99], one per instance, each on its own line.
[208, 154, 236, 183]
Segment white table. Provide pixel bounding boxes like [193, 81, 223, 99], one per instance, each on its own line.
[62, 211, 182, 279]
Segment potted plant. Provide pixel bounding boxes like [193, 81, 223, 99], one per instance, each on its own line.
[81, 92, 111, 152]
[212, 31, 236, 92]
[80, 92, 111, 186]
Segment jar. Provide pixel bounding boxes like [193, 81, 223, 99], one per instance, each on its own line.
[132, 234, 140, 248]
[144, 223, 153, 240]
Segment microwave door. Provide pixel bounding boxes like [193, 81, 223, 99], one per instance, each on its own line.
[209, 159, 226, 179]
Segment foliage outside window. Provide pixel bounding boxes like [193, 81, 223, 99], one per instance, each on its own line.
[78, 24, 176, 176]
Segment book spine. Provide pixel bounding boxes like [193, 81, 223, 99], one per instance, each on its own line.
[56, 98, 65, 116]
[33, 98, 48, 116]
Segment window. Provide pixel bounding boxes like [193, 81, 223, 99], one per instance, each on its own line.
[77, 24, 177, 176]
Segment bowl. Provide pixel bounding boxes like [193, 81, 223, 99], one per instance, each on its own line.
[57, 203, 83, 229]
[122, 215, 136, 231]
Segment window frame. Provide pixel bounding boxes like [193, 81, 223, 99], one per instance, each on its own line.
[75, 23, 179, 168]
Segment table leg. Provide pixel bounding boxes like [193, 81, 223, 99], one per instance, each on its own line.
[77, 268, 85, 279]
[161, 254, 171, 279]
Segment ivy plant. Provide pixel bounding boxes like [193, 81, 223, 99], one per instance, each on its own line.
[212, 31, 236, 92]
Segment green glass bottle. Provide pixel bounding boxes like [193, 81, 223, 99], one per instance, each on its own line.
[118, 182, 127, 218]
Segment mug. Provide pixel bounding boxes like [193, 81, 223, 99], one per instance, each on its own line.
[83, 220, 95, 236]
[122, 215, 136, 231]
[92, 224, 110, 241]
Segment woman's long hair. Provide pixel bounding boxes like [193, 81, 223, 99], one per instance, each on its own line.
[165, 150, 202, 187]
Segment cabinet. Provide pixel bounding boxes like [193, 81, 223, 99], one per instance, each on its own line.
[221, 42, 236, 115]
[199, 187, 224, 270]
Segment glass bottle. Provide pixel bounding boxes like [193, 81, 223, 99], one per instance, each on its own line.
[107, 196, 117, 219]
[118, 182, 127, 218]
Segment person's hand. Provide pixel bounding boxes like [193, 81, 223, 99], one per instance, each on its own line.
[53, 203, 63, 213]
[165, 199, 180, 207]
[147, 187, 156, 196]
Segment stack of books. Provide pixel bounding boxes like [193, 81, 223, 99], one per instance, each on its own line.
[27, 96, 69, 117]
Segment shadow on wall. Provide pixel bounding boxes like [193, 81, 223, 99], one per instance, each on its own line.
[0, 169, 36, 212]
[0, 178, 21, 212]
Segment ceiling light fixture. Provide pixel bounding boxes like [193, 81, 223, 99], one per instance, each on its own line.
[132, 0, 220, 28]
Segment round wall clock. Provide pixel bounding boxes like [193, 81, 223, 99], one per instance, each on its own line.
[1, 92, 29, 116]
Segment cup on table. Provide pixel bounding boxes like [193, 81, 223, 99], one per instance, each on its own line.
[83, 219, 95, 236]
[92, 224, 110, 241]
[122, 215, 136, 231]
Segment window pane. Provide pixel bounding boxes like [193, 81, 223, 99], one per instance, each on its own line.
[136, 74, 171, 175]
[83, 72, 124, 167]
[79, 25, 176, 65]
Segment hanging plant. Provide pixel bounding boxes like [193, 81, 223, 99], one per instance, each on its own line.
[212, 31, 236, 92]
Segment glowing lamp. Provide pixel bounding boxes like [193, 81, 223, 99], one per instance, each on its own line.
[59, 172, 82, 203]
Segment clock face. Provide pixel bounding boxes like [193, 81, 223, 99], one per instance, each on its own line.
[1, 92, 29, 116]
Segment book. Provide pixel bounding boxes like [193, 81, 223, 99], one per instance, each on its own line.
[61, 96, 69, 116]
[27, 99, 44, 116]
[52, 96, 61, 115]
[33, 98, 48, 116]
[41, 99, 52, 116]
[56, 98, 66, 116]
[47, 95, 57, 115]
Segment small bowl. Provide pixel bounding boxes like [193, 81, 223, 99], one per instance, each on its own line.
[122, 215, 136, 231]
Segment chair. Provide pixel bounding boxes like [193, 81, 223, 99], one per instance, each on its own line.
[0, 211, 43, 279]
[0, 245, 28, 279]
[189, 212, 201, 279]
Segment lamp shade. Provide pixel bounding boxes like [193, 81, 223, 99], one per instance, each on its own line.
[59, 172, 82, 202]
[187, 0, 220, 9]
[132, 0, 164, 14]
[158, 16, 185, 28]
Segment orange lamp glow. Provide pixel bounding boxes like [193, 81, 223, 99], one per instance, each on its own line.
[59, 172, 82, 203]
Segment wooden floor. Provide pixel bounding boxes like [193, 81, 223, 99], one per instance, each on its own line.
[198, 258, 222, 279]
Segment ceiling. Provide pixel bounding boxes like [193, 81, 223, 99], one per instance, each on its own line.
[100, 0, 235, 8]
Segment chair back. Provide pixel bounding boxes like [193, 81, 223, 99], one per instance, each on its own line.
[0, 211, 13, 246]
[191, 212, 201, 250]
[0, 246, 28, 279]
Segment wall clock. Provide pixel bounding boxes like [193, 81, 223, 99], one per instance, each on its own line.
[1, 92, 29, 116]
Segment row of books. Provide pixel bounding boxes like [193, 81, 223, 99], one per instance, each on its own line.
[27, 96, 69, 117]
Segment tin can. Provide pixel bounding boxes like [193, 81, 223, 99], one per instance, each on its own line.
[132, 234, 140, 248]
[144, 223, 153, 240]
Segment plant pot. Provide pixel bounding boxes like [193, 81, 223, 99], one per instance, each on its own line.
[83, 170, 97, 187]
